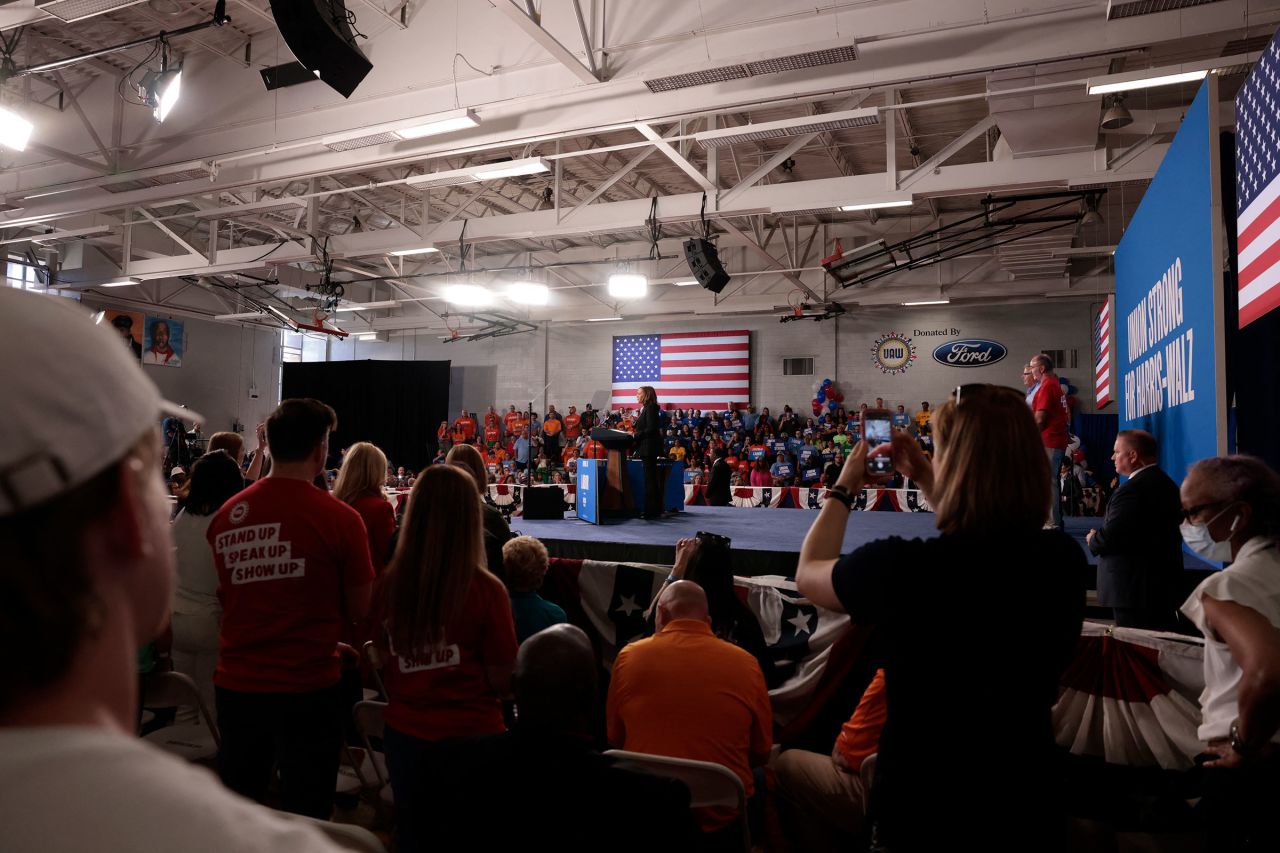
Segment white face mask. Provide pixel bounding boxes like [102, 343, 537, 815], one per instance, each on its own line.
[1180, 504, 1240, 562]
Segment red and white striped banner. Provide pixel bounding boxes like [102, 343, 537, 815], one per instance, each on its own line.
[1094, 296, 1114, 408]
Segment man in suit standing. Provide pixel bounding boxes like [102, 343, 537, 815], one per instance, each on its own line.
[1087, 429, 1184, 630]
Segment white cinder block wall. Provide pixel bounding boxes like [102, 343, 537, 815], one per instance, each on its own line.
[326, 299, 1104, 417]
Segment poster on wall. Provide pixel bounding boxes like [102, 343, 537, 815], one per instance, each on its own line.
[1114, 76, 1226, 478]
[103, 309, 143, 361]
[143, 316, 184, 367]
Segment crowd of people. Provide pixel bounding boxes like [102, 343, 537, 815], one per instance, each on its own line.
[3, 284, 1280, 853]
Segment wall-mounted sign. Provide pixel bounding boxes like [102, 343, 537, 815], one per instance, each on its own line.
[931, 338, 1008, 368]
[871, 331, 917, 375]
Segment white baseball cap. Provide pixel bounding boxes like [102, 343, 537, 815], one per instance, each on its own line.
[0, 289, 198, 516]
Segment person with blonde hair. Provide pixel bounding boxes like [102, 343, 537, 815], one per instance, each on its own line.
[447, 443, 514, 579]
[370, 464, 518, 853]
[333, 441, 397, 574]
[796, 383, 1085, 851]
[503, 535, 566, 643]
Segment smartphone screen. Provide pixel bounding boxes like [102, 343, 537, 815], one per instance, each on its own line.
[862, 410, 894, 475]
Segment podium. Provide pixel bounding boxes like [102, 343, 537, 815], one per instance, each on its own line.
[590, 429, 637, 516]
[579, 430, 684, 524]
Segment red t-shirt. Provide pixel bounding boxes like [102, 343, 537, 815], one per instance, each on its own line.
[484, 425, 501, 445]
[503, 411, 520, 435]
[1032, 374, 1070, 450]
[563, 413, 581, 438]
[375, 571, 518, 741]
[483, 412, 501, 431]
[350, 493, 397, 575]
[208, 477, 375, 692]
[454, 416, 478, 440]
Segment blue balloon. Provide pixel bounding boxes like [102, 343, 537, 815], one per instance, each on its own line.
[827, 399, 838, 411]
[822, 378, 833, 387]
[816, 389, 826, 402]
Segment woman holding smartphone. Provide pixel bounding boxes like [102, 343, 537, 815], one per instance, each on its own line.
[797, 384, 1085, 851]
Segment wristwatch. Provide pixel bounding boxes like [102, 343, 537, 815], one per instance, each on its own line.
[1230, 718, 1253, 756]
[827, 485, 855, 510]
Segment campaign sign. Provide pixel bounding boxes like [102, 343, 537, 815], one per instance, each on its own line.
[931, 339, 1008, 368]
[1114, 77, 1227, 480]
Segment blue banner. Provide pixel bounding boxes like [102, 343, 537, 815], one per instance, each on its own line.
[1114, 78, 1227, 482]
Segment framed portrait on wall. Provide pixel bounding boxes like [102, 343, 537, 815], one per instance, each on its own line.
[103, 310, 143, 361]
[143, 316, 184, 367]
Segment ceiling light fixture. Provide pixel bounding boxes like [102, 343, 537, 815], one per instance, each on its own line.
[334, 300, 400, 312]
[388, 245, 440, 257]
[405, 157, 552, 189]
[901, 299, 951, 306]
[1087, 68, 1207, 95]
[443, 284, 494, 307]
[507, 281, 549, 305]
[395, 108, 480, 139]
[839, 198, 914, 212]
[1100, 93, 1133, 130]
[607, 272, 648, 299]
[672, 280, 700, 286]
[586, 316, 624, 322]
[99, 277, 142, 288]
[0, 107, 33, 152]
[139, 41, 182, 123]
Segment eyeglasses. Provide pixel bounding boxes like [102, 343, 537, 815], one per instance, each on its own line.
[1182, 500, 1229, 522]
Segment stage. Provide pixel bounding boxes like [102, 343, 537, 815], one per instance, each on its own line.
[510, 506, 1215, 580]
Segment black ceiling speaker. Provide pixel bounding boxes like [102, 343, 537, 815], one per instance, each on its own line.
[683, 238, 731, 294]
[268, 0, 372, 98]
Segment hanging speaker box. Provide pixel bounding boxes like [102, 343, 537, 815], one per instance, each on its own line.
[268, 0, 372, 98]
[683, 238, 731, 294]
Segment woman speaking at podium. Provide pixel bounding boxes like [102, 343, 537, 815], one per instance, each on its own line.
[632, 385, 665, 519]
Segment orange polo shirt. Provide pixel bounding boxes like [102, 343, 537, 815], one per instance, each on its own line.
[606, 619, 772, 830]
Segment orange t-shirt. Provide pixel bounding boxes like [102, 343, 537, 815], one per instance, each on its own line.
[454, 416, 477, 440]
[503, 411, 520, 435]
[484, 426, 501, 445]
[484, 412, 501, 431]
[543, 418, 562, 436]
[581, 440, 607, 460]
[564, 413, 581, 438]
[606, 619, 772, 830]
[836, 669, 887, 770]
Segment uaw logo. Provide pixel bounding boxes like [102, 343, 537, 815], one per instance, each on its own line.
[871, 332, 917, 375]
[932, 338, 1008, 368]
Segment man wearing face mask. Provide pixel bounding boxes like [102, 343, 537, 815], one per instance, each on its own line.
[1086, 430, 1184, 630]
[1178, 455, 1280, 852]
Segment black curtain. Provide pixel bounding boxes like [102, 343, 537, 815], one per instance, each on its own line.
[282, 360, 449, 473]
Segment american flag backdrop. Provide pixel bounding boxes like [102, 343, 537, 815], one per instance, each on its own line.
[1235, 32, 1280, 328]
[610, 330, 750, 409]
[1094, 296, 1114, 408]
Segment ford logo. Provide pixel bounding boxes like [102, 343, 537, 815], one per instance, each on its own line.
[931, 339, 1008, 368]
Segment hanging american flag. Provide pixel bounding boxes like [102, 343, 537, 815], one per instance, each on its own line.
[1094, 296, 1114, 408]
[1235, 31, 1280, 328]
[610, 330, 750, 409]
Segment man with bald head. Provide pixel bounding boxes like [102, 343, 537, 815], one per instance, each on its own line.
[607, 581, 772, 841]
[1087, 429, 1185, 630]
[414, 624, 698, 852]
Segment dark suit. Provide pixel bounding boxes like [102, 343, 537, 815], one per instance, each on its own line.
[707, 457, 732, 506]
[1088, 465, 1184, 630]
[632, 400, 665, 518]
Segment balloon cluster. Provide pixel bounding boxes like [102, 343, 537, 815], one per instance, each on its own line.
[811, 377, 845, 415]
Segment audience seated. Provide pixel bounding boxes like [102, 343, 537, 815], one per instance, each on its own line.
[772, 669, 887, 853]
[370, 465, 518, 853]
[333, 441, 397, 575]
[170, 449, 245, 724]
[503, 535, 567, 643]
[607, 581, 772, 844]
[416, 624, 700, 853]
[0, 288, 347, 852]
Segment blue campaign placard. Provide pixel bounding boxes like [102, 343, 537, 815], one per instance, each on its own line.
[1114, 77, 1227, 482]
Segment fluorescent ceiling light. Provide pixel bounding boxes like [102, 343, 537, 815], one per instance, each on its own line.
[405, 157, 551, 189]
[0, 107, 33, 152]
[607, 273, 648, 299]
[214, 311, 271, 321]
[355, 332, 388, 342]
[443, 284, 494, 307]
[389, 245, 439, 257]
[839, 198, 914, 212]
[395, 109, 479, 139]
[673, 280, 700, 286]
[144, 67, 182, 122]
[1087, 69, 1207, 95]
[586, 316, 624, 322]
[99, 277, 141, 288]
[901, 299, 951, 306]
[694, 107, 879, 149]
[335, 300, 400, 312]
[507, 282, 549, 305]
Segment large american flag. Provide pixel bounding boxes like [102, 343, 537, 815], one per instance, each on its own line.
[610, 330, 750, 409]
[1236, 31, 1280, 328]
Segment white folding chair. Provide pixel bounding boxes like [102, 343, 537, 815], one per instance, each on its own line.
[605, 749, 750, 853]
[273, 810, 387, 853]
[352, 700, 394, 807]
[141, 671, 220, 761]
